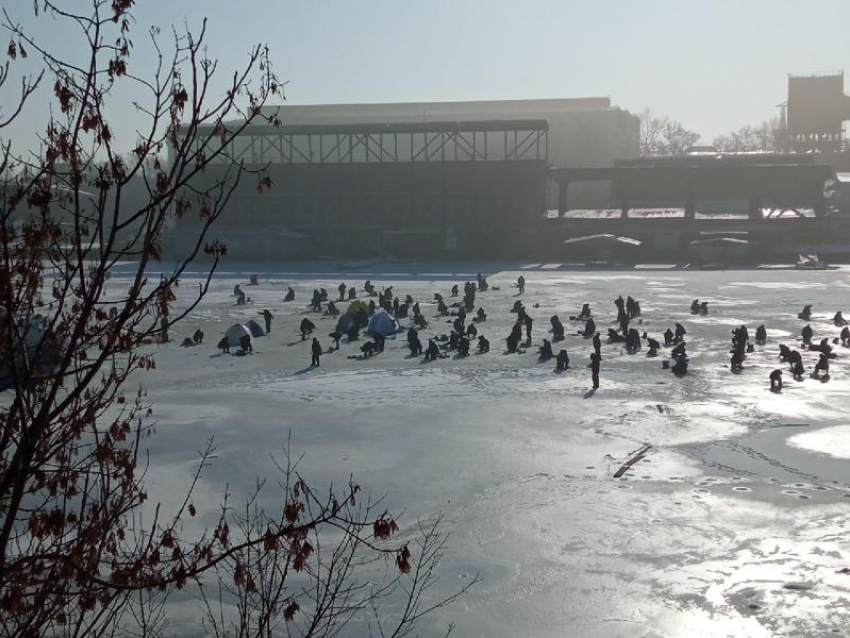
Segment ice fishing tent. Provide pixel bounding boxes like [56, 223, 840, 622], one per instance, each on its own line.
[366, 310, 399, 336]
[335, 313, 355, 334]
[347, 300, 369, 315]
[245, 319, 265, 337]
[224, 323, 252, 347]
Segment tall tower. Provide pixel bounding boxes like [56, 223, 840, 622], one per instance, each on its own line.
[787, 72, 850, 154]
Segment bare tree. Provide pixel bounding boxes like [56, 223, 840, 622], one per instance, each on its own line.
[639, 109, 701, 157]
[0, 2, 470, 637]
[713, 118, 786, 153]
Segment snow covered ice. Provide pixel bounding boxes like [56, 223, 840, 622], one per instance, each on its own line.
[117, 263, 850, 637]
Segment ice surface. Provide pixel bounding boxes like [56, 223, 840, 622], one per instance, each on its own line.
[110, 263, 850, 637]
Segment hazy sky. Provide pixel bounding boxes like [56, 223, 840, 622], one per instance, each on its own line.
[5, 0, 850, 149]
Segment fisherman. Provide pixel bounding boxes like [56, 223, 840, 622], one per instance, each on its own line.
[779, 343, 792, 362]
[451, 284, 459, 298]
[834, 311, 848, 326]
[511, 300, 523, 314]
[517, 275, 525, 294]
[424, 339, 441, 362]
[791, 358, 805, 380]
[787, 348, 803, 370]
[476, 307, 487, 322]
[538, 339, 554, 361]
[690, 299, 700, 314]
[397, 303, 409, 319]
[731, 349, 745, 372]
[299, 318, 315, 341]
[506, 332, 520, 354]
[578, 303, 592, 320]
[556, 349, 570, 371]
[260, 309, 273, 333]
[627, 327, 641, 353]
[320, 288, 329, 301]
[284, 287, 295, 302]
[374, 333, 386, 353]
[311, 289, 322, 312]
[338, 283, 347, 302]
[457, 306, 467, 323]
[449, 331, 460, 351]
[769, 369, 783, 392]
[329, 331, 342, 350]
[842, 325, 850, 347]
[674, 323, 687, 343]
[414, 313, 429, 329]
[592, 332, 602, 359]
[664, 328, 675, 346]
[755, 324, 767, 344]
[348, 287, 357, 300]
[799, 305, 813, 321]
[671, 356, 688, 376]
[590, 352, 601, 389]
[458, 335, 471, 357]
[582, 317, 596, 338]
[364, 280, 375, 296]
[699, 301, 709, 316]
[478, 335, 490, 353]
[437, 300, 449, 317]
[368, 299, 376, 314]
[671, 342, 687, 359]
[466, 323, 478, 338]
[193, 328, 204, 345]
[525, 314, 534, 341]
[409, 333, 423, 356]
[647, 337, 660, 357]
[311, 338, 322, 367]
[325, 301, 340, 316]
[360, 341, 375, 358]
[801, 324, 814, 344]
[109, 306, 119, 320]
[626, 296, 640, 319]
[413, 302, 421, 316]
[551, 315, 565, 341]
[239, 334, 252, 354]
[234, 285, 246, 306]
[347, 324, 359, 342]
[814, 352, 830, 379]
[434, 292, 444, 304]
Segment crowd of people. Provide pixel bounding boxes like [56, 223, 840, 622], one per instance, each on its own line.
[195, 273, 847, 392]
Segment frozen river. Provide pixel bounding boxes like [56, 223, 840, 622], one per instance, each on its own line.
[122, 264, 850, 637]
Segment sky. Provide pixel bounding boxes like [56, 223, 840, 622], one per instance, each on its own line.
[4, 0, 850, 151]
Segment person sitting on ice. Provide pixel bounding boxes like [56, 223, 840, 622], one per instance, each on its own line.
[348, 287, 357, 300]
[647, 337, 661, 357]
[769, 369, 783, 393]
[798, 305, 813, 321]
[320, 288, 329, 301]
[299, 318, 315, 341]
[538, 339, 554, 361]
[690, 299, 701, 314]
[216, 336, 230, 354]
[842, 325, 850, 347]
[671, 342, 687, 359]
[814, 352, 830, 380]
[699, 301, 709, 316]
[364, 280, 375, 296]
[555, 349, 570, 371]
[607, 328, 626, 343]
[550, 315, 565, 341]
[626, 328, 641, 353]
[448, 331, 460, 351]
[582, 317, 596, 339]
[181, 337, 195, 347]
[284, 286, 295, 302]
[578, 303, 592, 320]
[466, 323, 478, 338]
[409, 333, 423, 356]
[437, 300, 449, 317]
[325, 301, 340, 316]
[664, 328, 675, 346]
[193, 328, 204, 345]
[458, 335, 471, 357]
[671, 357, 688, 376]
[811, 337, 834, 357]
[755, 324, 767, 344]
[414, 313, 429, 329]
[834, 311, 848, 326]
[791, 358, 805, 380]
[674, 323, 687, 343]
[506, 331, 520, 354]
[801, 324, 814, 344]
[424, 339, 441, 362]
[450, 284, 459, 298]
[779, 343, 792, 361]
[234, 285, 246, 306]
[433, 292, 443, 304]
[477, 335, 490, 354]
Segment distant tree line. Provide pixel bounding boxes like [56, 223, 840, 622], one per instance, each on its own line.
[639, 109, 787, 156]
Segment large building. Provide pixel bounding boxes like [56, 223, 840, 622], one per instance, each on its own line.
[170, 98, 639, 258]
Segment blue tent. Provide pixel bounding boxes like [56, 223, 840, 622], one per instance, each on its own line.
[335, 313, 355, 334]
[366, 310, 399, 336]
[245, 319, 265, 338]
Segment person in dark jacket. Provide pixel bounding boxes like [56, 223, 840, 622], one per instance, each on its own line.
[300, 318, 315, 341]
[590, 352, 601, 388]
[311, 338, 322, 367]
[260, 309, 273, 333]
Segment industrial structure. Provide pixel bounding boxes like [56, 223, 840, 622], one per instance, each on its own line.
[786, 72, 850, 154]
[169, 98, 638, 258]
